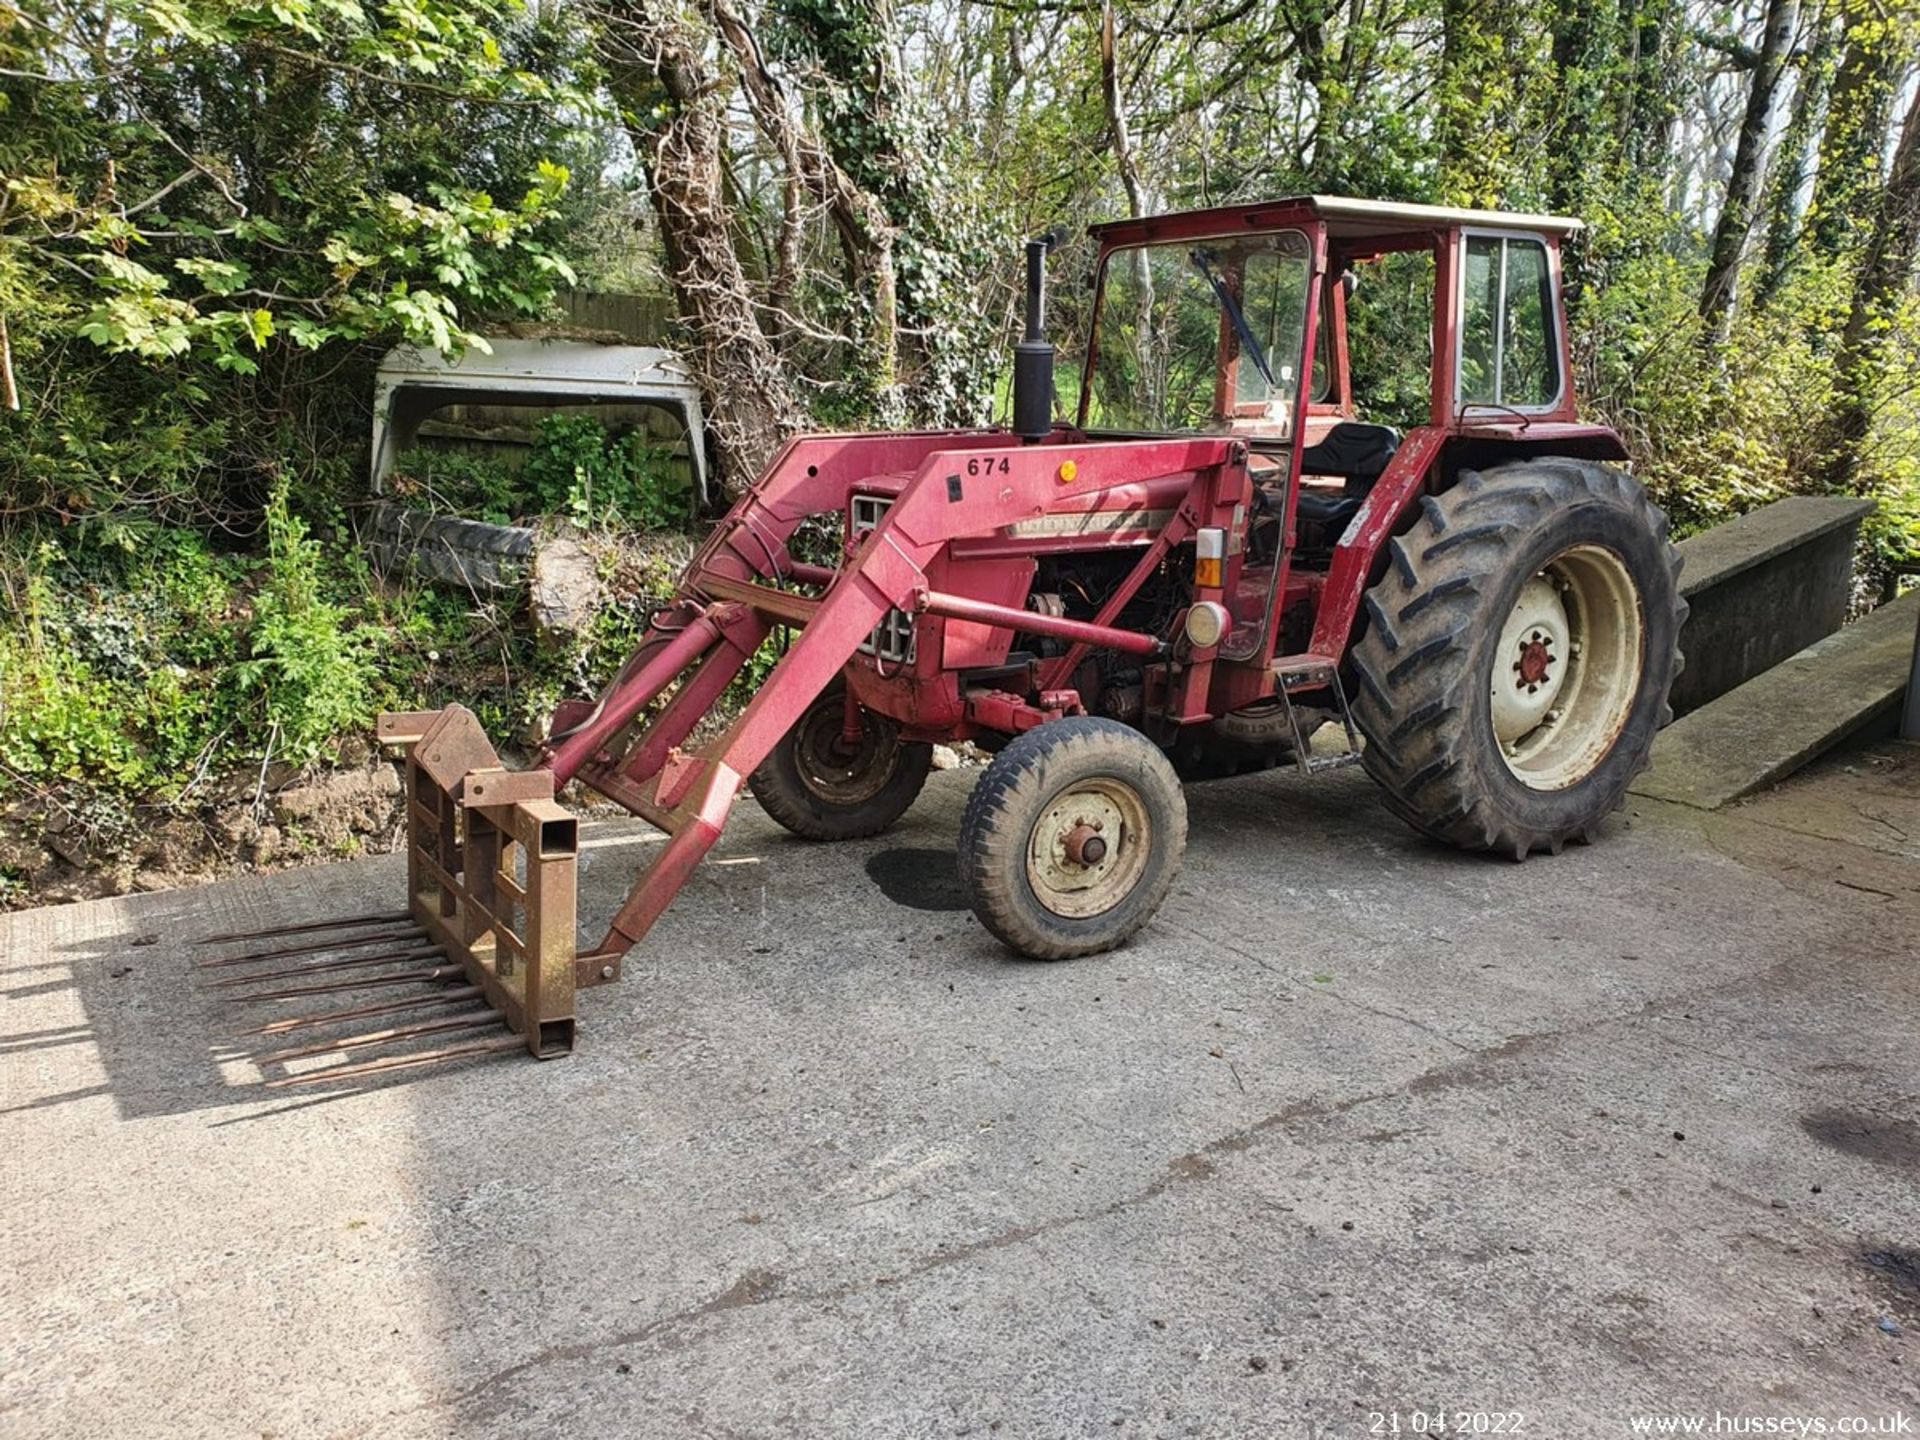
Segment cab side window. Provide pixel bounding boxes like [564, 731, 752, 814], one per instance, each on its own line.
[1459, 235, 1560, 409]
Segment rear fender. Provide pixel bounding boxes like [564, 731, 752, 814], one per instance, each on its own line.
[1306, 423, 1631, 659]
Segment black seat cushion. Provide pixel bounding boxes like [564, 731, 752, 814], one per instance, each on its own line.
[1299, 422, 1401, 484]
[1293, 489, 1365, 533]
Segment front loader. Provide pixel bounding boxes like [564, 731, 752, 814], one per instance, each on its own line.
[202, 195, 1684, 1080]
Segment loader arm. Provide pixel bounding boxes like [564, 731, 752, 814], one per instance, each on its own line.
[563, 433, 1242, 971]
[209, 433, 1244, 1071]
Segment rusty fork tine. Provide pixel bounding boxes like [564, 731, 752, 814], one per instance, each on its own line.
[256, 1013, 503, 1065]
[234, 986, 485, 1038]
[194, 925, 425, 969]
[263, 1035, 525, 1087]
[204, 945, 447, 989]
[198, 911, 415, 946]
[223, 966, 464, 1004]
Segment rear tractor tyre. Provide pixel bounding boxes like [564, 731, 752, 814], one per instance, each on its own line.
[958, 718, 1188, 960]
[749, 683, 932, 841]
[1349, 459, 1684, 858]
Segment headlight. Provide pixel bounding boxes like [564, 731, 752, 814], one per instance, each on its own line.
[1183, 601, 1231, 650]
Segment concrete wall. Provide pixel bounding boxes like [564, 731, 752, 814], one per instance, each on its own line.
[1669, 495, 1875, 717]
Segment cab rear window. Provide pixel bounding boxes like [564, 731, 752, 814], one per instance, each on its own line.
[1460, 235, 1559, 409]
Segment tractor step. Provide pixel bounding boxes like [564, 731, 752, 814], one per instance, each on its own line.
[1273, 655, 1365, 776]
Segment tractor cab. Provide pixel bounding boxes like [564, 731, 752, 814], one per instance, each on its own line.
[1079, 196, 1593, 559]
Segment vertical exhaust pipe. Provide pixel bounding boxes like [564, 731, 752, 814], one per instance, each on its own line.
[1012, 233, 1058, 441]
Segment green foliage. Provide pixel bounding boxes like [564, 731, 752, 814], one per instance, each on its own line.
[0, 561, 156, 788]
[0, 0, 615, 535]
[230, 482, 383, 765]
[521, 415, 692, 529]
[4, 2, 590, 372]
[391, 416, 694, 529]
[0, 487, 389, 799]
[387, 449, 527, 526]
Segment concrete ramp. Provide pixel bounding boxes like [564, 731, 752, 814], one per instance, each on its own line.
[1633, 587, 1918, 809]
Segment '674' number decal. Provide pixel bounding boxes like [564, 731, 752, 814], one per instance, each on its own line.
[965, 456, 1011, 477]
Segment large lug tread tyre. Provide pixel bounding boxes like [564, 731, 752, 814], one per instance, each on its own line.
[1349, 459, 1685, 859]
[959, 717, 1188, 960]
[749, 683, 932, 841]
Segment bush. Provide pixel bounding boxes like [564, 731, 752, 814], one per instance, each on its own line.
[229, 482, 383, 767]
[390, 415, 694, 530]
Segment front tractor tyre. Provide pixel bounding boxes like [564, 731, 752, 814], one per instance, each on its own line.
[749, 683, 933, 841]
[958, 718, 1188, 961]
[1350, 459, 1684, 859]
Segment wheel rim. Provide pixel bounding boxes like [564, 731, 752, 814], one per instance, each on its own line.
[1025, 777, 1152, 919]
[793, 700, 901, 806]
[1491, 545, 1645, 791]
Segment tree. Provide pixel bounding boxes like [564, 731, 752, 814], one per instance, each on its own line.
[1436, 0, 1534, 207]
[1820, 82, 1920, 490]
[1698, 0, 1800, 342]
[710, 0, 900, 398]
[1753, 5, 1839, 310]
[596, 0, 805, 489]
[1808, 0, 1911, 253]
[772, 0, 996, 425]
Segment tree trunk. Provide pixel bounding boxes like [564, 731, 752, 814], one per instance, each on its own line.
[1436, 0, 1525, 206]
[1753, 10, 1837, 310]
[1808, 0, 1909, 255]
[596, 0, 804, 493]
[1820, 84, 1920, 491]
[1546, 0, 1607, 216]
[1698, 0, 1798, 343]
[1620, 0, 1681, 174]
[776, 0, 989, 426]
[1282, 0, 1343, 184]
[1101, 0, 1155, 407]
[708, 0, 898, 394]
[1100, 2, 1149, 219]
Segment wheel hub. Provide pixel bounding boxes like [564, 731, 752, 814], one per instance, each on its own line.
[1517, 636, 1552, 687]
[1063, 823, 1108, 866]
[1026, 780, 1152, 919]
[795, 704, 898, 805]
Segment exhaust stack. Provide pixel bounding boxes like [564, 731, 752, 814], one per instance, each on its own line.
[1012, 234, 1057, 441]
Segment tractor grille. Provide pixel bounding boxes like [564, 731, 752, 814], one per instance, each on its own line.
[850, 494, 918, 665]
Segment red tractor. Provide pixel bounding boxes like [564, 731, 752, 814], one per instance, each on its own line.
[208, 196, 1682, 1075]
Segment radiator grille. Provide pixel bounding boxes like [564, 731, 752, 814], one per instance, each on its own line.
[849, 495, 917, 665]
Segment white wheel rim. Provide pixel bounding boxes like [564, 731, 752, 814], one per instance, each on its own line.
[1492, 545, 1645, 791]
[1025, 778, 1151, 919]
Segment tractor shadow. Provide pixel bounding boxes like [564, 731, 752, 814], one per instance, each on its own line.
[6, 908, 517, 1122]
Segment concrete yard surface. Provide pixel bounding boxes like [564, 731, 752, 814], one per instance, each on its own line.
[6, 742, 1920, 1438]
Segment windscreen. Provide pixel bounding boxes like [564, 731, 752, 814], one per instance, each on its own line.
[1085, 230, 1313, 437]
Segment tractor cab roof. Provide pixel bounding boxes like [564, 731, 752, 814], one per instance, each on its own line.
[1088, 195, 1582, 249]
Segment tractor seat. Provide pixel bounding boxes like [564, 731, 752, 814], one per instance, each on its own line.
[1299, 422, 1400, 485]
[1293, 488, 1365, 536]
